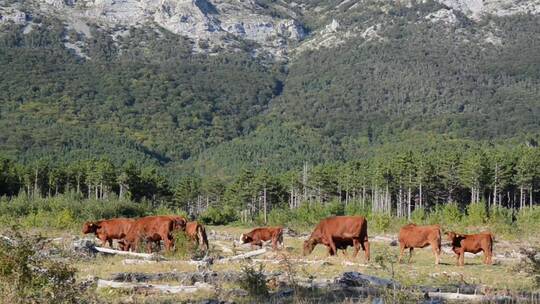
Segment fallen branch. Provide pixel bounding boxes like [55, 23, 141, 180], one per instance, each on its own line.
[428, 291, 512, 302]
[97, 279, 214, 294]
[93, 246, 164, 260]
[122, 258, 207, 266]
[218, 248, 267, 263]
[250, 258, 369, 267]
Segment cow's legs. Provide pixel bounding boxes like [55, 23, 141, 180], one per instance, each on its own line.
[352, 238, 360, 258]
[484, 248, 493, 265]
[408, 248, 414, 263]
[458, 248, 465, 266]
[431, 242, 441, 265]
[398, 243, 406, 263]
[327, 240, 337, 257]
[326, 246, 335, 256]
[107, 238, 113, 248]
[361, 240, 370, 262]
[98, 235, 108, 247]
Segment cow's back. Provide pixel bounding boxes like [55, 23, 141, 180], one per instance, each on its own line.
[99, 218, 135, 238]
[399, 224, 440, 247]
[318, 216, 367, 239]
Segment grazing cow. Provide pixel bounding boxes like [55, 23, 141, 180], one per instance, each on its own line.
[82, 218, 135, 248]
[303, 216, 370, 261]
[241, 227, 283, 250]
[185, 221, 209, 252]
[121, 216, 186, 253]
[445, 231, 494, 266]
[398, 223, 441, 265]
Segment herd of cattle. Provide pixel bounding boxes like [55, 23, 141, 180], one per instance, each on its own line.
[82, 215, 494, 266]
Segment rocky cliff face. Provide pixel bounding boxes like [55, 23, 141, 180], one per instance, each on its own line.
[1, 0, 539, 59]
[3, 0, 306, 58]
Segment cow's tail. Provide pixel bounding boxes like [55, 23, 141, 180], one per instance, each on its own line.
[436, 225, 442, 251]
[197, 224, 209, 253]
[277, 228, 284, 248]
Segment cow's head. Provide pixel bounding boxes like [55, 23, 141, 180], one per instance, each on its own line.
[303, 238, 316, 256]
[82, 221, 99, 234]
[240, 233, 251, 244]
[173, 217, 187, 231]
[444, 231, 458, 241]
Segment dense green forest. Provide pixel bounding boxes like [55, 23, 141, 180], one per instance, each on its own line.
[1, 1, 540, 228]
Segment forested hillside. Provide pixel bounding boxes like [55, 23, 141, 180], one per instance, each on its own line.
[1, 0, 540, 223]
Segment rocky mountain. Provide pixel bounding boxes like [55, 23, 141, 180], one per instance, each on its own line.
[2, 0, 539, 60]
[1, 0, 540, 176]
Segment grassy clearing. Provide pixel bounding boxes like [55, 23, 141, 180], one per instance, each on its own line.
[4, 225, 536, 303]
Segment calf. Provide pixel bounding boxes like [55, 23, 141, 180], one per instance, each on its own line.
[185, 221, 209, 252]
[398, 223, 441, 264]
[303, 216, 370, 262]
[445, 231, 494, 266]
[241, 226, 283, 250]
[82, 218, 134, 248]
[122, 216, 186, 253]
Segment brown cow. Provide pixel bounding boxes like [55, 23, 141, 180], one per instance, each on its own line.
[82, 218, 135, 248]
[185, 221, 209, 252]
[445, 231, 494, 266]
[241, 226, 283, 250]
[121, 216, 186, 253]
[303, 216, 370, 261]
[398, 223, 441, 265]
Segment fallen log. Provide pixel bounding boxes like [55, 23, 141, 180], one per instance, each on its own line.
[428, 291, 512, 302]
[218, 248, 267, 263]
[97, 279, 214, 294]
[122, 258, 206, 266]
[93, 246, 164, 260]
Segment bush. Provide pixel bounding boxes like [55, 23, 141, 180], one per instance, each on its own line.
[370, 213, 392, 233]
[427, 203, 462, 228]
[344, 201, 371, 217]
[199, 206, 237, 225]
[466, 202, 487, 226]
[410, 208, 426, 224]
[516, 206, 540, 235]
[0, 230, 94, 303]
[267, 208, 293, 226]
[239, 264, 268, 298]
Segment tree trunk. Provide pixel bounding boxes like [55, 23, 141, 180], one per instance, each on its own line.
[530, 187, 533, 208]
[263, 186, 267, 224]
[362, 186, 366, 208]
[34, 167, 39, 198]
[407, 186, 411, 221]
[520, 186, 524, 209]
[493, 163, 498, 206]
[419, 182, 423, 209]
